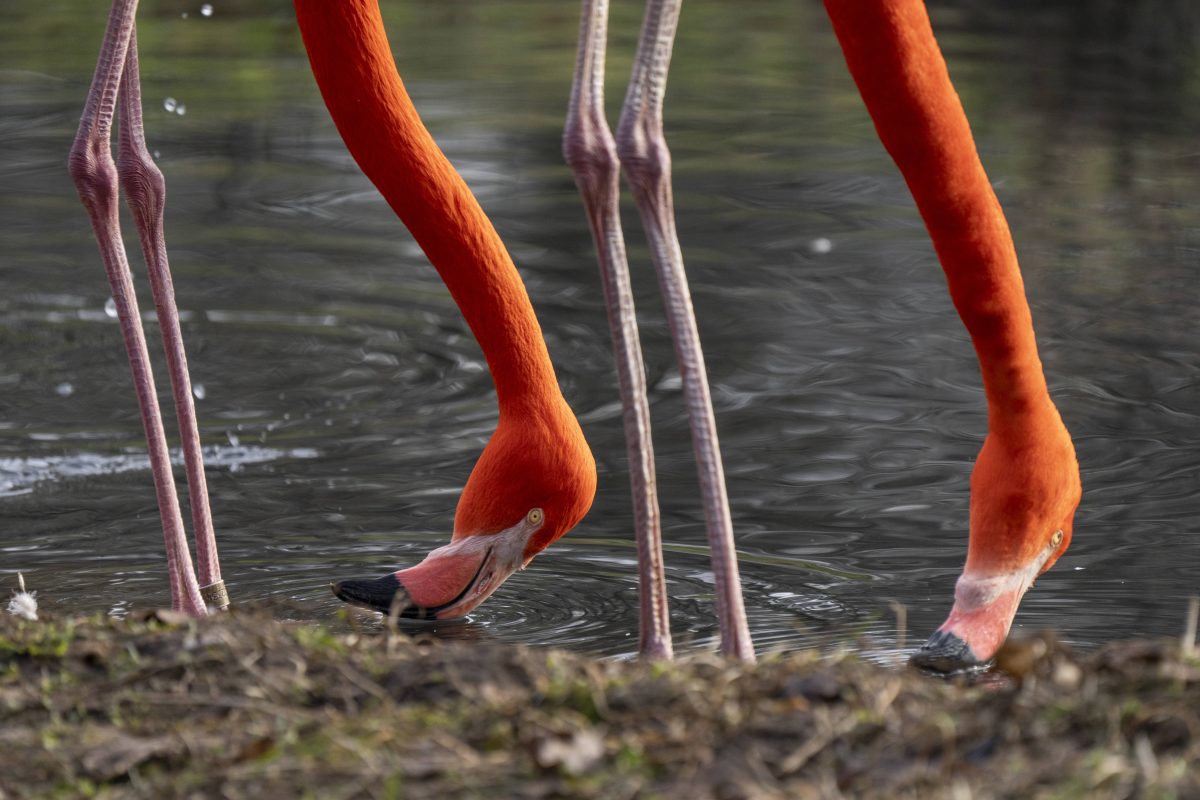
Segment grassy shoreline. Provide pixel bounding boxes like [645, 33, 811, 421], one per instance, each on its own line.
[1, 609, 1197, 799]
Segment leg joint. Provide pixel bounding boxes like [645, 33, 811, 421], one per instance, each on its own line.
[615, 121, 670, 189]
[117, 146, 166, 222]
[68, 138, 119, 215]
[564, 113, 620, 186]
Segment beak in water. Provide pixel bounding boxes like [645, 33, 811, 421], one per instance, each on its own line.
[910, 578, 1027, 672]
[911, 532, 1064, 672]
[332, 509, 544, 621]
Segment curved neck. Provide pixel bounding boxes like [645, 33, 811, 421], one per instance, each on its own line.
[294, 0, 560, 413]
[826, 0, 1055, 436]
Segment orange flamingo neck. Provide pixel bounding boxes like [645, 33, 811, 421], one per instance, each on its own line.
[294, 0, 560, 416]
[295, 0, 595, 550]
[826, 0, 1056, 438]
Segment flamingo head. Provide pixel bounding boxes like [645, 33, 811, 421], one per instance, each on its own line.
[333, 398, 597, 620]
[912, 417, 1081, 672]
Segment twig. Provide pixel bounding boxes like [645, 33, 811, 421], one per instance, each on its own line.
[779, 709, 858, 775]
[332, 660, 394, 707]
[1183, 596, 1198, 658]
[133, 691, 313, 721]
[889, 601, 907, 656]
[1134, 734, 1159, 783]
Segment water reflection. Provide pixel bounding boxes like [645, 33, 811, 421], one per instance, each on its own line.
[0, 444, 318, 498]
[0, 0, 1196, 659]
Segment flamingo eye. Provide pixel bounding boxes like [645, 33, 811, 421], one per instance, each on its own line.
[526, 508, 545, 526]
[1050, 529, 1064, 547]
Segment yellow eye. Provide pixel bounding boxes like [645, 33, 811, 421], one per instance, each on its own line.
[1050, 529, 1064, 547]
[526, 508, 545, 526]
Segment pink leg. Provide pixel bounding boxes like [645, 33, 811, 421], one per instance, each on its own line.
[115, 30, 226, 610]
[616, 0, 754, 662]
[68, 0, 206, 616]
[565, 0, 673, 660]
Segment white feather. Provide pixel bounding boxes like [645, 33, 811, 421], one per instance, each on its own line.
[7, 572, 38, 621]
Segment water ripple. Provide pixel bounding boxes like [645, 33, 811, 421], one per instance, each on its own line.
[0, 445, 318, 498]
[1, 0, 1196, 658]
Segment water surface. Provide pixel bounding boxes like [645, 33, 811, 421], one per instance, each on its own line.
[1, 0, 1197, 660]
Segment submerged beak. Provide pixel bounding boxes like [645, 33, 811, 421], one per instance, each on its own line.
[910, 580, 1026, 672]
[332, 511, 543, 621]
[911, 543, 1063, 672]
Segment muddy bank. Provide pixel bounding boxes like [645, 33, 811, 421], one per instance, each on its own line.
[0, 609, 1196, 799]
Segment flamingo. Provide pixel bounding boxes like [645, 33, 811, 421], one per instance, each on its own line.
[69, 0, 599, 629]
[566, 0, 1080, 669]
[68, 0, 1080, 671]
[564, 0, 1080, 668]
[827, 0, 1082, 668]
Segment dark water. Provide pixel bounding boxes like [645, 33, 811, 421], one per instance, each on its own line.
[1, 0, 1197, 661]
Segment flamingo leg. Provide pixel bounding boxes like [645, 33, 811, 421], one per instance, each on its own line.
[565, 0, 673, 660]
[115, 28, 226, 610]
[615, 0, 754, 661]
[68, 0, 210, 616]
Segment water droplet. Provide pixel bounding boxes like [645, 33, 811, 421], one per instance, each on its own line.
[164, 97, 177, 112]
[226, 431, 240, 447]
[152, 149, 161, 159]
[175, 103, 187, 116]
[810, 237, 833, 255]
[192, 383, 206, 400]
[181, 11, 189, 18]
[200, 3, 214, 16]
[104, 297, 117, 318]
[55, 382, 74, 398]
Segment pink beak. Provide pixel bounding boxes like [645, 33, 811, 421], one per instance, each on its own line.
[911, 531, 1066, 672]
[332, 545, 492, 620]
[911, 583, 1025, 671]
[332, 512, 545, 620]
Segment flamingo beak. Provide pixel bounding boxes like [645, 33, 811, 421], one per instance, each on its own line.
[910, 581, 1026, 671]
[911, 534, 1063, 672]
[332, 511, 544, 620]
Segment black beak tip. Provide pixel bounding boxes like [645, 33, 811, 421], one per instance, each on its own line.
[331, 574, 405, 613]
[910, 629, 988, 673]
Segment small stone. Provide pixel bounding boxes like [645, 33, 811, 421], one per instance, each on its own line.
[784, 673, 842, 702]
[533, 728, 605, 775]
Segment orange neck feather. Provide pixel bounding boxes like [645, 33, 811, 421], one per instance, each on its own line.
[826, 0, 1080, 577]
[825, 0, 1055, 438]
[294, 0, 559, 414]
[294, 0, 595, 548]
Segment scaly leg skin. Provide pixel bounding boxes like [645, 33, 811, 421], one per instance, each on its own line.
[115, 29, 226, 609]
[616, 0, 755, 662]
[68, 0, 208, 616]
[565, 0, 672, 660]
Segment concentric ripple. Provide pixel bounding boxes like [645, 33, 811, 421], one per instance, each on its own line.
[264, 534, 885, 660]
[3, 0, 1199, 662]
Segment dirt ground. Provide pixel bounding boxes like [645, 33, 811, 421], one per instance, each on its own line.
[1, 607, 1197, 799]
